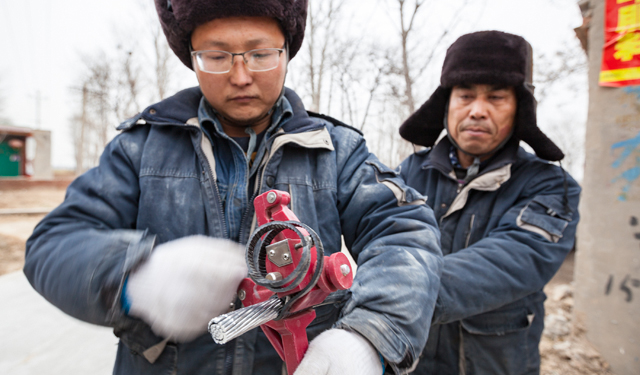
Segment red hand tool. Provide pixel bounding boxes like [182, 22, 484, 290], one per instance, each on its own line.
[209, 190, 354, 374]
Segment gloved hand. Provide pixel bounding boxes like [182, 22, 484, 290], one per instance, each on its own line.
[294, 329, 383, 375]
[124, 235, 247, 342]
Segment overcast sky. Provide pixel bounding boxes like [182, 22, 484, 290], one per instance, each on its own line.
[0, 0, 586, 169]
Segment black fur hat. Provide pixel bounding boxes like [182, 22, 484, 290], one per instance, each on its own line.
[155, 0, 308, 69]
[399, 30, 564, 161]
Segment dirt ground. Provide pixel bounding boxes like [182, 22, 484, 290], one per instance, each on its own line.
[541, 253, 614, 375]
[0, 187, 65, 275]
[0, 187, 614, 374]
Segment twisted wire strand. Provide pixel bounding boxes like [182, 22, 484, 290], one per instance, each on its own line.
[208, 297, 283, 344]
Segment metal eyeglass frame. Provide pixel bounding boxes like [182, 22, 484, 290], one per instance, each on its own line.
[191, 48, 285, 74]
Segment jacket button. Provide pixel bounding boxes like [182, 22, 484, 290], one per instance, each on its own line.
[441, 203, 447, 209]
[149, 108, 157, 115]
[266, 176, 275, 187]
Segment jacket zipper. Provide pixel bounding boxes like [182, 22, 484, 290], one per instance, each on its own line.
[237, 137, 273, 243]
[188, 126, 230, 240]
[465, 214, 475, 248]
[223, 339, 235, 375]
[288, 184, 296, 214]
[239, 131, 296, 241]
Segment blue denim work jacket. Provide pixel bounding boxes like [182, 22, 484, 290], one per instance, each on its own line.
[400, 138, 581, 375]
[24, 87, 442, 375]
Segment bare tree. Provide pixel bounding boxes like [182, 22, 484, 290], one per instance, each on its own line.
[388, 0, 471, 116]
[395, 0, 423, 114]
[153, 26, 173, 101]
[133, 0, 176, 102]
[72, 84, 88, 175]
[114, 47, 142, 121]
[534, 41, 588, 104]
[71, 57, 111, 172]
[85, 58, 112, 151]
[379, 0, 474, 164]
[531, 38, 588, 183]
[305, 0, 346, 112]
[71, 46, 146, 173]
[331, 43, 388, 131]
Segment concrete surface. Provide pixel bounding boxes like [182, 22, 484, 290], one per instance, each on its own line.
[0, 271, 118, 375]
[574, 0, 640, 373]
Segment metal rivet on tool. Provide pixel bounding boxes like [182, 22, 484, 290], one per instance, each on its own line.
[340, 264, 351, 276]
[266, 272, 282, 281]
[269, 249, 276, 257]
[267, 191, 277, 203]
[238, 289, 246, 301]
[282, 253, 290, 261]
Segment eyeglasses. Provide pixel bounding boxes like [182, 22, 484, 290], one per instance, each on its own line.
[191, 48, 285, 74]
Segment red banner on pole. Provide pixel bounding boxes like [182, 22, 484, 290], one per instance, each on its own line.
[600, 0, 640, 87]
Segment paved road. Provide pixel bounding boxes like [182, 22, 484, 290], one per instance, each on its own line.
[0, 271, 118, 375]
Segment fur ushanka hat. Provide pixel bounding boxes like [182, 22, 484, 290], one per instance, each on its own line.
[155, 0, 308, 70]
[399, 30, 564, 161]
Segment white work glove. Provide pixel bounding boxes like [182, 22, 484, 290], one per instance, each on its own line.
[294, 329, 383, 375]
[125, 235, 247, 342]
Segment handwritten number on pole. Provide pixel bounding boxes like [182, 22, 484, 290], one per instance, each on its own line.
[605, 274, 640, 302]
[620, 275, 633, 302]
[606, 275, 614, 295]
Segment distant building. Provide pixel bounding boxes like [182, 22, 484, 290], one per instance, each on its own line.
[0, 125, 53, 179]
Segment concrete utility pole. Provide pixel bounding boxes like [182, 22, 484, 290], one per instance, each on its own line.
[28, 90, 46, 129]
[75, 84, 88, 176]
[574, 0, 640, 373]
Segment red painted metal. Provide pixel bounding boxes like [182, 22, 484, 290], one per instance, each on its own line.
[238, 190, 353, 374]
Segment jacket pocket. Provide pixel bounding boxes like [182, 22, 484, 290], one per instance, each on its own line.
[517, 195, 572, 243]
[460, 307, 537, 374]
[460, 306, 533, 336]
[365, 160, 426, 206]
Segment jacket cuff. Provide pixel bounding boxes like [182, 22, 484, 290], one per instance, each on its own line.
[101, 230, 156, 323]
[336, 308, 418, 375]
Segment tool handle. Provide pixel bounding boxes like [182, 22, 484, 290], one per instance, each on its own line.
[208, 297, 283, 344]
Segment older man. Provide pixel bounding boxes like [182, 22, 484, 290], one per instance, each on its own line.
[24, 1, 442, 375]
[399, 31, 581, 374]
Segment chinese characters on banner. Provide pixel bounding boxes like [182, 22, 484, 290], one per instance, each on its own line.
[600, 0, 640, 87]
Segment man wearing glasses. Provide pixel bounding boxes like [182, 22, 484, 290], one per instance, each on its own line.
[24, 1, 442, 375]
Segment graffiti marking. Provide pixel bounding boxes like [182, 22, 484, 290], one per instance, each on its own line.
[611, 132, 640, 201]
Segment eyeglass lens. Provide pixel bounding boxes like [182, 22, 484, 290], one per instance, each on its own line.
[195, 49, 282, 73]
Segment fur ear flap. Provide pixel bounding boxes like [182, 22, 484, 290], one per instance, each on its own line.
[399, 86, 451, 147]
[514, 86, 564, 161]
